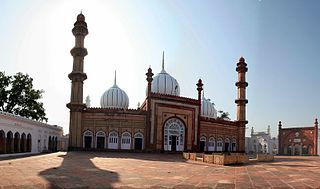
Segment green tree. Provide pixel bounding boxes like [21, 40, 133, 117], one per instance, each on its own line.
[0, 72, 48, 122]
[217, 110, 230, 120]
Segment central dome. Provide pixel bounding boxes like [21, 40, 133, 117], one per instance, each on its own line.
[100, 72, 129, 109]
[149, 52, 180, 96]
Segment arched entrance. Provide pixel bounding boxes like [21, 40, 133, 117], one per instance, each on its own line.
[224, 138, 230, 152]
[26, 134, 32, 152]
[83, 130, 93, 149]
[231, 138, 237, 152]
[163, 118, 185, 152]
[134, 132, 143, 150]
[0, 130, 5, 154]
[54, 137, 58, 151]
[6, 131, 13, 153]
[108, 131, 118, 149]
[217, 138, 223, 151]
[14, 132, 20, 153]
[96, 131, 106, 149]
[121, 132, 131, 150]
[20, 133, 26, 152]
[208, 137, 215, 152]
[200, 136, 206, 152]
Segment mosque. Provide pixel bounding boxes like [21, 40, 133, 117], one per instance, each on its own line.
[67, 13, 248, 153]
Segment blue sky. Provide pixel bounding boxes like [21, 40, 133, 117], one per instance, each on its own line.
[0, 0, 319, 137]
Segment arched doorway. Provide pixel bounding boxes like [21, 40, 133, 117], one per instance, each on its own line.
[96, 131, 106, 149]
[208, 137, 215, 152]
[134, 132, 143, 150]
[48, 136, 52, 151]
[0, 130, 5, 154]
[217, 138, 223, 151]
[14, 132, 20, 153]
[224, 138, 230, 152]
[26, 134, 32, 152]
[294, 144, 301, 155]
[108, 131, 118, 149]
[121, 132, 131, 150]
[20, 133, 26, 152]
[54, 137, 58, 152]
[83, 130, 93, 149]
[163, 118, 185, 152]
[6, 131, 13, 153]
[200, 136, 206, 152]
[231, 138, 237, 152]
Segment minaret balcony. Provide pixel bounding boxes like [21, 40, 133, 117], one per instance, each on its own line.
[70, 47, 88, 57]
[68, 72, 87, 81]
[235, 99, 248, 105]
[235, 81, 248, 87]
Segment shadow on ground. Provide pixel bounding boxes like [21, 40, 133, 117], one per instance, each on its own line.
[39, 152, 120, 188]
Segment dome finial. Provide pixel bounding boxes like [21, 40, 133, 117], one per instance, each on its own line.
[162, 51, 165, 71]
[114, 70, 117, 86]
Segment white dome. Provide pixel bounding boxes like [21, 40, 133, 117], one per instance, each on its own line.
[100, 72, 129, 109]
[151, 69, 180, 96]
[201, 96, 217, 119]
[148, 52, 180, 96]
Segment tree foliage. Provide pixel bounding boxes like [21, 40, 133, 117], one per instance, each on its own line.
[0, 72, 48, 122]
[217, 110, 230, 120]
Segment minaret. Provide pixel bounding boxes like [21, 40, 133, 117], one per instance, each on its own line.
[235, 57, 248, 152]
[267, 125, 271, 136]
[67, 13, 88, 150]
[251, 127, 254, 136]
[196, 79, 203, 151]
[278, 121, 282, 155]
[314, 118, 318, 155]
[145, 67, 154, 149]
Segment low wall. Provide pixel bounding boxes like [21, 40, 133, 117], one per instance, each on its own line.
[257, 154, 274, 161]
[183, 152, 248, 165]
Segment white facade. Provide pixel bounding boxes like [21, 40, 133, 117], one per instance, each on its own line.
[245, 126, 278, 155]
[0, 111, 63, 156]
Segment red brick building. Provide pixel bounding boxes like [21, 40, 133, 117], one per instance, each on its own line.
[278, 119, 318, 155]
[67, 13, 248, 153]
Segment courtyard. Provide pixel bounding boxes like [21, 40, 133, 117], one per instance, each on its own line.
[0, 152, 320, 189]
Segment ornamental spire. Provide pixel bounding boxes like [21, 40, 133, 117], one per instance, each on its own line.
[162, 51, 165, 71]
[114, 70, 117, 86]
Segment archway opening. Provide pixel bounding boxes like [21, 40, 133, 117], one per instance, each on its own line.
[0, 130, 5, 154]
[108, 131, 118, 149]
[164, 118, 185, 152]
[224, 138, 230, 152]
[27, 134, 32, 152]
[208, 137, 215, 152]
[96, 131, 106, 149]
[200, 136, 206, 152]
[121, 132, 131, 150]
[134, 132, 143, 150]
[6, 131, 13, 153]
[14, 132, 20, 153]
[83, 130, 93, 149]
[20, 133, 26, 152]
[217, 138, 223, 152]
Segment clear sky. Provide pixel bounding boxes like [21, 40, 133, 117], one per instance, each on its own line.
[0, 0, 319, 137]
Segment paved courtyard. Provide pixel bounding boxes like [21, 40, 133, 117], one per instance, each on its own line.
[0, 152, 320, 189]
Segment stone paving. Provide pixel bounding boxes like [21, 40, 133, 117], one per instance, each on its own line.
[0, 152, 320, 189]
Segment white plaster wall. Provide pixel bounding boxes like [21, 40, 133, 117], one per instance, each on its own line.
[0, 113, 63, 154]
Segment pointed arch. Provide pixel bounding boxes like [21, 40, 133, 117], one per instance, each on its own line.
[14, 132, 20, 153]
[20, 133, 26, 152]
[134, 132, 143, 150]
[208, 137, 215, 152]
[200, 136, 207, 152]
[83, 130, 93, 149]
[26, 133, 32, 152]
[0, 130, 6, 153]
[108, 131, 118, 149]
[121, 132, 131, 150]
[96, 131, 106, 149]
[6, 131, 13, 153]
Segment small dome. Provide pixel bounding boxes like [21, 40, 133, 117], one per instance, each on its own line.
[100, 72, 129, 109]
[77, 13, 85, 22]
[201, 96, 217, 119]
[148, 52, 180, 96]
